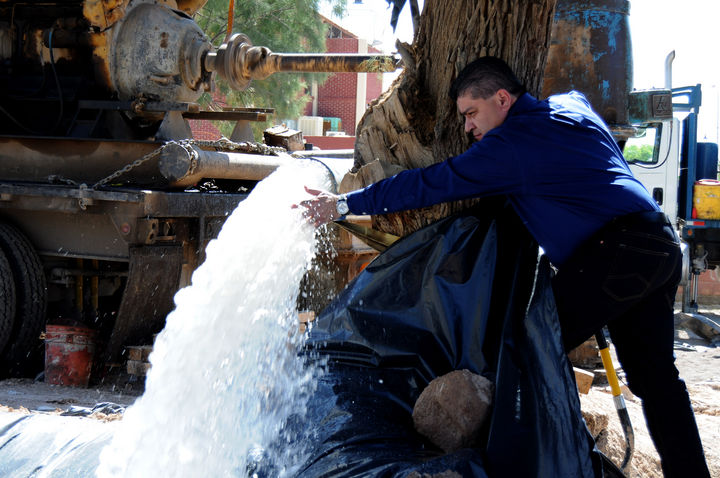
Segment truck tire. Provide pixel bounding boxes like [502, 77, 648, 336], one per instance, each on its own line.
[0, 223, 47, 377]
[0, 249, 16, 356]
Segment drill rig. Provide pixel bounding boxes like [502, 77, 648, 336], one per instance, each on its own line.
[0, 0, 397, 374]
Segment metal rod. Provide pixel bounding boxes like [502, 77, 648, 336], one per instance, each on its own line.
[334, 220, 399, 252]
[91, 259, 99, 311]
[75, 258, 84, 314]
[159, 144, 354, 189]
[205, 34, 401, 90]
[269, 53, 399, 74]
[664, 50, 675, 89]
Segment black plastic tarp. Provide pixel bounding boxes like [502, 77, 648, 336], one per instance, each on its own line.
[0, 202, 610, 478]
[291, 202, 603, 477]
[0, 412, 113, 476]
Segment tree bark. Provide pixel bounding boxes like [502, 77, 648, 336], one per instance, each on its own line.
[342, 0, 557, 237]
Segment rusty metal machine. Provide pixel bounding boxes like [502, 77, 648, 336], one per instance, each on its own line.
[0, 0, 398, 375]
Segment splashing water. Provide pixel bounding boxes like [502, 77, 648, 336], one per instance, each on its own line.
[96, 160, 335, 478]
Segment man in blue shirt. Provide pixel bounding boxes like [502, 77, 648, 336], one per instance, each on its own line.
[298, 57, 709, 477]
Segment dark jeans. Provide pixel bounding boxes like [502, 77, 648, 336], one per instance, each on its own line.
[552, 211, 710, 478]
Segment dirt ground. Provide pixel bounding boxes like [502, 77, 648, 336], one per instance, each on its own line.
[581, 307, 720, 478]
[0, 369, 144, 413]
[0, 307, 717, 477]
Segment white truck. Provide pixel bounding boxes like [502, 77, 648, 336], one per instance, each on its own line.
[627, 52, 720, 333]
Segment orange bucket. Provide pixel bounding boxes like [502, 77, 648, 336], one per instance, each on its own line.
[44, 325, 97, 387]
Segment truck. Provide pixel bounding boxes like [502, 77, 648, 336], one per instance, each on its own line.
[624, 53, 720, 333]
[626, 57, 720, 333]
[0, 0, 397, 376]
[543, 0, 720, 336]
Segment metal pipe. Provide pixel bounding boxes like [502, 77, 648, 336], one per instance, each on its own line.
[665, 50, 676, 89]
[159, 144, 353, 190]
[51, 268, 128, 278]
[0, 137, 354, 189]
[75, 258, 84, 314]
[267, 53, 398, 75]
[91, 260, 99, 312]
[205, 34, 400, 90]
[296, 153, 354, 193]
[158, 144, 293, 186]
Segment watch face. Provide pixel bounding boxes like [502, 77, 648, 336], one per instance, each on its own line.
[337, 199, 349, 215]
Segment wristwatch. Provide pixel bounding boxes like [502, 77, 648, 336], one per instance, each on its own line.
[336, 195, 349, 216]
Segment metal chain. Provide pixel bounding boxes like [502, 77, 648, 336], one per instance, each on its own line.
[47, 175, 80, 186]
[91, 140, 191, 189]
[42, 137, 284, 212]
[90, 137, 285, 190]
[193, 137, 286, 155]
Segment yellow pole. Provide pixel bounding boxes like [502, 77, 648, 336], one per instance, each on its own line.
[595, 330, 634, 470]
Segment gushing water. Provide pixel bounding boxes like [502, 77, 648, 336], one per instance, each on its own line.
[97, 160, 334, 477]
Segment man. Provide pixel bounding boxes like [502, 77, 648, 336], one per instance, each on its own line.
[297, 57, 709, 477]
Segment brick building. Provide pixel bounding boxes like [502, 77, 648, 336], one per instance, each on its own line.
[301, 15, 385, 149]
[187, 90, 225, 140]
[189, 15, 386, 148]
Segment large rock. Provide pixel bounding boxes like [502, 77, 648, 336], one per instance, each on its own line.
[580, 389, 662, 477]
[412, 369, 494, 453]
[568, 336, 602, 369]
[675, 312, 720, 342]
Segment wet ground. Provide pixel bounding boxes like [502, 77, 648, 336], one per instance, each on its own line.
[0, 307, 716, 477]
[0, 369, 143, 412]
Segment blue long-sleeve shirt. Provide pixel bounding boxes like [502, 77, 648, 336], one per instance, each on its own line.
[346, 91, 658, 266]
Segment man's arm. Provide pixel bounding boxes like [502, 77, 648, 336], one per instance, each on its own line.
[296, 134, 519, 226]
[347, 137, 520, 216]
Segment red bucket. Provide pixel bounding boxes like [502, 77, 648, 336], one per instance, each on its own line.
[44, 325, 97, 387]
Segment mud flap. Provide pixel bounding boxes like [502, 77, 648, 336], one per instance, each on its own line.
[103, 244, 183, 363]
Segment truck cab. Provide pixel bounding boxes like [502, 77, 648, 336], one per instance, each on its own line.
[625, 107, 680, 224]
[626, 84, 720, 315]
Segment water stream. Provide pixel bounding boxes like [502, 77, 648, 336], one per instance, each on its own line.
[96, 160, 335, 477]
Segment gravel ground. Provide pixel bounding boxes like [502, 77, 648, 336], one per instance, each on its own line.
[582, 307, 720, 478]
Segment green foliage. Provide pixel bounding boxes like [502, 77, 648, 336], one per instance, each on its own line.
[194, 0, 347, 140]
[623, 144, 655, 163]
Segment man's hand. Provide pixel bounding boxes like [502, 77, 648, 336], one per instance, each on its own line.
[294, 186, 342, 227]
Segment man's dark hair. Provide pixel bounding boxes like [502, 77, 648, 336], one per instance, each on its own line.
[450, 56, 527, 101]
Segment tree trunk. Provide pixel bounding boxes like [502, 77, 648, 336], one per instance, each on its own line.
[342, 0, 557, 237]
